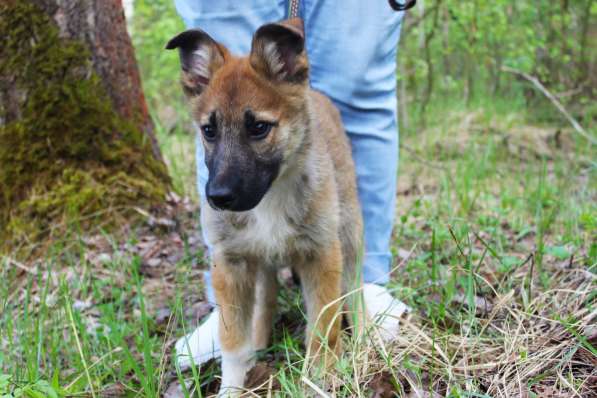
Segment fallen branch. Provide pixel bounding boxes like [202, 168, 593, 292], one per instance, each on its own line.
[501, 66, 595, 145]
[5, 257, 37, 275]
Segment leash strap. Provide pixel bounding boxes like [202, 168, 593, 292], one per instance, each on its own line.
[288, 0, 300, 18]
[288, 0, 416, 18]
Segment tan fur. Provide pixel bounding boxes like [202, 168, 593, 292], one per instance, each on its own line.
[294, 237, 343, 361]
[252, 267, 278, 350]
[175, 19, 364, 394]
[211, 253, 256, 351]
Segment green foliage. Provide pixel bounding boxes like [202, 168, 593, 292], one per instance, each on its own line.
[399, 0, 597, 129]
[129, 0, 198, 199]
[131, 0, 186, 114]
[0, 374, 64, 398]
[0, 1, 170, 253]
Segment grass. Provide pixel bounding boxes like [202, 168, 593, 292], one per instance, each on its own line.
[1, 3, 596, 397]
[1, 98, 594, 397]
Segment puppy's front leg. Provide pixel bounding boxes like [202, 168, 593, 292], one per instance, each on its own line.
[296, 239, 343, 367]
[252, 268, 278, 351]
[212, 255, 256, 397]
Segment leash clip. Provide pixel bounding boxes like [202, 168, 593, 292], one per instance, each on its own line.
[389, 0, 417, 11]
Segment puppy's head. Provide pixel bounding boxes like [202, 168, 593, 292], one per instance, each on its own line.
[167, 19, 309, 212]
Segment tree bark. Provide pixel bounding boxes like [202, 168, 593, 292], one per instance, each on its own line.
[17, 0, 162, 160]
[0, 0, 170, 253]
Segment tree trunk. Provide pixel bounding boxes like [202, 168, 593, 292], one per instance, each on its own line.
[0, 0, 170, 253]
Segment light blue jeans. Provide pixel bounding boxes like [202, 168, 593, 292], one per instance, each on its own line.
[174, 0, 403, 303]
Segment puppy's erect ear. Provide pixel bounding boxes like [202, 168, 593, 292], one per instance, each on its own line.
[250, 18, 309, 84]
[165, 29, 227, 96]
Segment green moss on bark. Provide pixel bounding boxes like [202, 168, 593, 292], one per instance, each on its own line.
[0, 1, 170, 253]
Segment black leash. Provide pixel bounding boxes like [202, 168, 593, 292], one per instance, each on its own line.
[288, 0, 416, 18]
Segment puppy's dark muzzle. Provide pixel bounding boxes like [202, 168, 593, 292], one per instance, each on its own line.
[206, 182, 267, 212]
[206, 185, 236, 210]
[204, 147, 281, 212]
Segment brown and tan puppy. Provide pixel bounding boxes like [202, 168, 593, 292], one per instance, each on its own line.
[167, 18, 364, 396]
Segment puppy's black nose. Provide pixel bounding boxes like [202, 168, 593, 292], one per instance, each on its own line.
[207, 186, 236, 209]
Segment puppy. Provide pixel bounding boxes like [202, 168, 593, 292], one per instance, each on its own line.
[167, 18, 364, 396]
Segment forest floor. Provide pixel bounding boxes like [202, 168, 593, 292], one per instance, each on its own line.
[1, 103, 595, 397]
[0, 97, 597, 397]
[3, 0, 596, 394]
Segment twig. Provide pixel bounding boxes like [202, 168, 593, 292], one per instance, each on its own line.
[447, 224, 467, 258]
[501, 66, 595, 145]
[403, 4, 441, 35]
[400, 143, 457, 188]
[5, 257, 37, 275]
[64, 347, 123, 390]
[65, 291, 97, 398]
[301, 376, 331, 398]
[526, 254, 535, 308]
[401, 144, 446, 172]
[554, 82, 588, 99]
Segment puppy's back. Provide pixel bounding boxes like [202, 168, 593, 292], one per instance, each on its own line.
[309, 90, 363, 288]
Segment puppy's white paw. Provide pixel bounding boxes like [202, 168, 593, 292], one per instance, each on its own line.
[174, 309, 221, 369]
[218, 343, 255, 397]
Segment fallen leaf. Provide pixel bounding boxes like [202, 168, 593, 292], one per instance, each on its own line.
[100, 382, 127, 397]
[370, 371, 399, 398]
[452, 293, 494, 316]
[155, 307, 172, 325]
[405, 389, 442, 398]
[145, 258, 162, 267]
[185, 301, 213, 322]
[245, 362, 280, 393]
[163, 380, 192, 398]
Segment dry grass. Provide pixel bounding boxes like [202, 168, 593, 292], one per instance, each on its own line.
[1, 108, 595, 397]
[354, 262, 596, 397]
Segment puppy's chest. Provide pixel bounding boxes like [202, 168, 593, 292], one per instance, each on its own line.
[222, 198, 314, 263]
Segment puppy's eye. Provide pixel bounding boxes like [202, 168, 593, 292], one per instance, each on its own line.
[248, 121, 273, 139]
[201, 124, 216, 141]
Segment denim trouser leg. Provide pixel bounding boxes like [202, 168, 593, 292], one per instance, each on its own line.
[301, 1, 403, 284]
[175, 1, 403, 300]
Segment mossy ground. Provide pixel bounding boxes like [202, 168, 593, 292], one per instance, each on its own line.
[0, 1, 170, 255]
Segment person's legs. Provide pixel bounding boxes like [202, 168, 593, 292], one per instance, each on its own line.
[301, 0, 409, 340]
[174, 0, 286, 55]
[301, 0, 403, 285]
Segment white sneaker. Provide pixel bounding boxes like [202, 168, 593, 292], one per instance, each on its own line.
[175, 309, 221, 370]
[363, 283, 410, 341]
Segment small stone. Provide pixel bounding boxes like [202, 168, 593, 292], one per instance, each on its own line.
[155, 307, 171, 325]
[163, 380, 191, 398]
[146, 258, 161, 267]
[97, 253, 112, 264]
